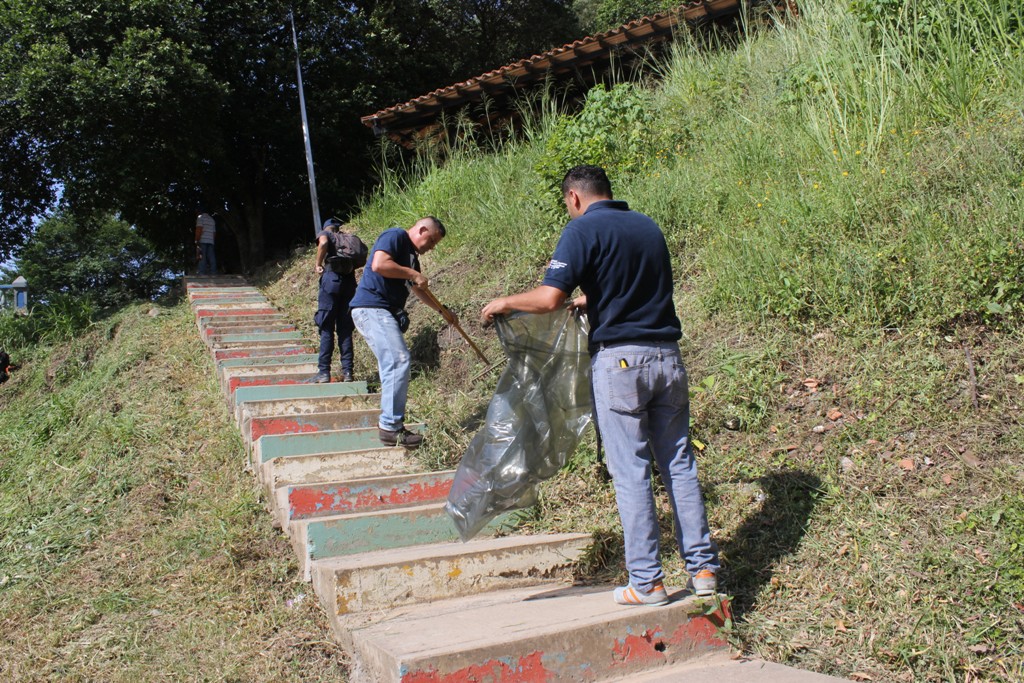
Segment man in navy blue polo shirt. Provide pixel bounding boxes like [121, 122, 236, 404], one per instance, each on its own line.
[350, 216, 451, 449]
[481, 165, 720, 605]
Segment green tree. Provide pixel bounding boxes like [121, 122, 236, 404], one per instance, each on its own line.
[0, 1, 581, 271]
[8, 212, 172, 308]
[572, 0, 675, 33]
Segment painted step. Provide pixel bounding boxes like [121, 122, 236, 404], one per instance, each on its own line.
[347, 583, 731, 683]
[204, 323, 296, 337]
[190, 295, 267, 305]
[238, 394, 379, 430]
[195, 307, 279, 318]
[261, 447, 418, 494]
[311, 533, 591, 638]
[184, 277, 248, 288]
[221, 366, 322, 397]
[188, 286, 260, 294]
[275, 469, 455, 530]
[198, 314, 287, 328]
[226, 374, 330, 402]
[247, 409, 382, 448]
[234, 382, 370, 423]
[290, 502, 512, 580]
[622, 651, 848, 682]
[221, 361, 321, 382]
[194, 301, 277, 311]
[211, 331, 305, 347]
[213, 345, 313, 362]
[217, 353, 319, 370]
[252, 423, 423, 467]
[197, 317, 290, 335]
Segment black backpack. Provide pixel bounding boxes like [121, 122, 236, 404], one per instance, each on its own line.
[325, 231, 368, 275]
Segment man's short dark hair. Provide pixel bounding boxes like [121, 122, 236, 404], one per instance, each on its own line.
[426, 215, 446, 237]
[561, 165, 612, 199]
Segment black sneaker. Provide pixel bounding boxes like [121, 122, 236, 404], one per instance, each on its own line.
[312, 373, 331, 383]
[341, 373, 354, 382]
[378, 427, 423, 449]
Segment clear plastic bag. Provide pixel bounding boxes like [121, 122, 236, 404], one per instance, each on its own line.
[446, 308, 593, 541]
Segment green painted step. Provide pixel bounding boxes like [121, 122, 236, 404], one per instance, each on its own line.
[253, 423, 423, 464]
[233, 382, 371, 423]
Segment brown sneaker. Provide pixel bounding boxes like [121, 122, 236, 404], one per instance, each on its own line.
[378, 427, 423, 449]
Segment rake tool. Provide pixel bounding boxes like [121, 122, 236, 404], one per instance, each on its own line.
[414, 285, 490, 365]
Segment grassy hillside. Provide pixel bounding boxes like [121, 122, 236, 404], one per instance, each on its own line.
[1, 0, 1022, 681]
[0, 302, 347, 680]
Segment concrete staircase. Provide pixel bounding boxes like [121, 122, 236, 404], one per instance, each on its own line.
[186, 275, 845, 683]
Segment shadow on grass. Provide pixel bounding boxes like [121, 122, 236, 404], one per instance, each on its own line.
[709, 470, 823, 617]
[409, 324, 442, 374]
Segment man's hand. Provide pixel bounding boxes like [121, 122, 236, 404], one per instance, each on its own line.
[570, 295, 587, 312]
[411, 272, 428, 289]
[315, 264, 324, 274]
[480, 297, 510, 325]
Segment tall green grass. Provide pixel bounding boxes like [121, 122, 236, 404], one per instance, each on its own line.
[355, 0, 1023, 332]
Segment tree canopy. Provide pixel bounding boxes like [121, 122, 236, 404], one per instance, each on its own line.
[0, 0, 582, 272]
[6, 212, 172, 308]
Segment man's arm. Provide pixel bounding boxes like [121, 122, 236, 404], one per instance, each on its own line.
[480, 285, 568, 324]
[410, 285, 458, 324]
[372, 250, 428, 289]
[314, 235, 329, 274]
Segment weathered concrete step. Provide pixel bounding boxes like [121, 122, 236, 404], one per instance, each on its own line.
[238, 394, 378, 430]
[204, 323, 297, 337]
[347, 583, 731, 683]
[198, 313, 287, 328]
[253, 423, 422, 465]
[311, 533, 591, 636]
[193, 301, 276, 311]
[234, 382, 369, 423]
[227, 374, 331, 401]
[189, 295, 267, 304]
[275, 469, 454, 530]
[621, 651, 848, 682]
[217, 353, 319, 370]
[211, 331, 305, 348]
[221, 361, 321, 383]
[214, 345, 313, 362]
[188, 287, 262, 295]
[247, 409, 382, 447]
[261, 447, 418, 493]
[291, 502, 511, 580]
[222, 368, 323, 398]
[184, 276, 247, 287]
[195, 307, 279, 318]
[188, 286, 260, 294]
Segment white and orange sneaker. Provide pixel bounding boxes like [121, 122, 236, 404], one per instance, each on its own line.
[613, 581, 670, 606]
[687, 569, 717, 596]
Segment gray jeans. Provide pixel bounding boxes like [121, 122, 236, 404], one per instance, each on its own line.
[591, 340, 719, 592]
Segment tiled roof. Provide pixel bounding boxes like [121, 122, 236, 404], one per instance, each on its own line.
[361, 0, 743, 145]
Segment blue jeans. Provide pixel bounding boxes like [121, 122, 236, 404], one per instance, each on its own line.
[198, 242, 217, 275]
[315, 271, 356, 376]
[591, 341, 719, 592]
[351, 306, 410, 431]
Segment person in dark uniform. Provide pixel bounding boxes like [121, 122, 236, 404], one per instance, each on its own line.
[313, 218, 359, 383]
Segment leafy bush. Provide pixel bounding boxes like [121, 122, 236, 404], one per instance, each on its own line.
[0, 294, 96, 352]
[535, 83, 655, 199]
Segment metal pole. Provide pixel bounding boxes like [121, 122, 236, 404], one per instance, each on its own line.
[290, 11, 321, 238]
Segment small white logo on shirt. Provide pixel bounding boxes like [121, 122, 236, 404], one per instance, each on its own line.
[548, 259, 568, 271]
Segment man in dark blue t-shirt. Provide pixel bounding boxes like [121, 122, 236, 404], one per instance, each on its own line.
[351, 216, 451, 449]
[481, 165, 720, 606]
